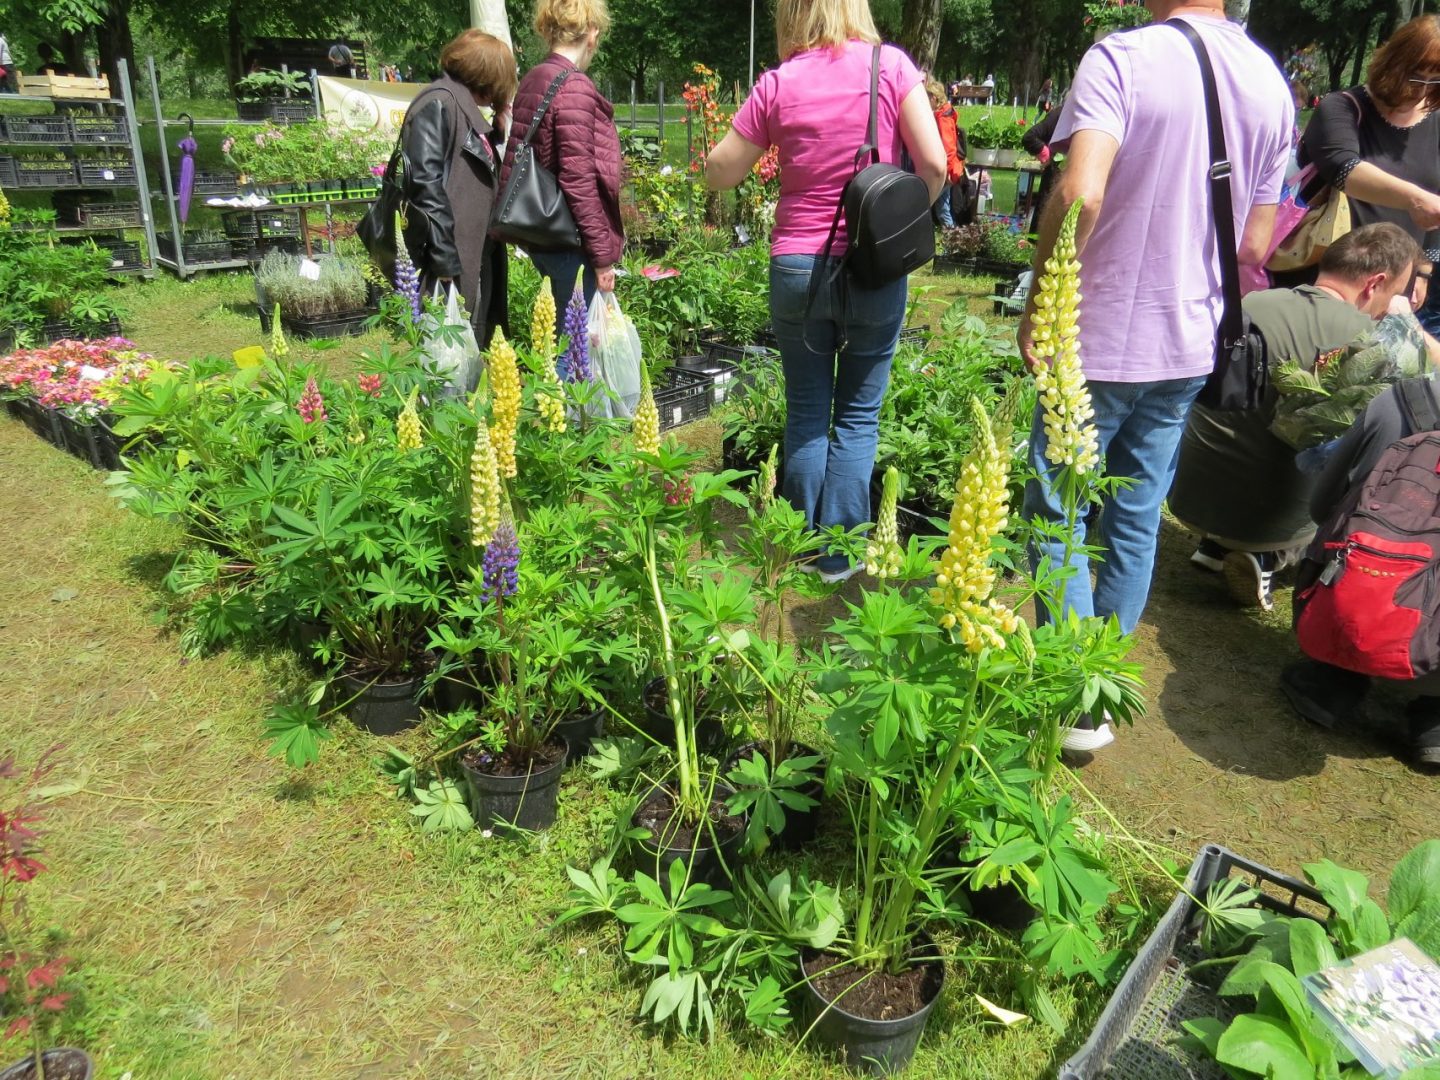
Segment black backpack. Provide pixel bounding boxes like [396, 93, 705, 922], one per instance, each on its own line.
[822, 45, 935, 289]
[1293, 379, 1440, 680]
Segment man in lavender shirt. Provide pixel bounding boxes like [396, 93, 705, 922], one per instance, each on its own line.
[1018, 0, 1293, 752]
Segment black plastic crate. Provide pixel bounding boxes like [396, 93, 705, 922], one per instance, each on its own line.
[676, 353, 740, 405]
[77, 158, 136, 186]
[67, 115, 127, 145]
[898, 325, 929, 347]
[155, 233, 233, 265]
[1059, 845, 1334, 1080]
[236, 100, 316, 124]
[220, 210, 260, 239]
[41, 316, 122, 343]
[66, 201, 141, 228]
[232, 236, 301, 263]
[653, 365, 712, 431]
[2, 114, 72, 144]
[192, 171, 240, 196]
[0, 155, 16, 188]
[16, 160, 78, 188]
[98, 240, 142, 272]
[256, 209, 302, 238]
[282, 309, 374, 340]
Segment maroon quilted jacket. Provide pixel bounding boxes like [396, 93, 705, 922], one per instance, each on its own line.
[500, 54, 624, 267]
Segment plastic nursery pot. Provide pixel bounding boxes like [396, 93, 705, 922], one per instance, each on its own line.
[339, 670, 423, 736]
[959, 871, 1037, 933]
[724, 740, 825, 849]
[553, 705, 605, 759]
[641, 676, 726, 752]
[632, 782, 746, 893]
[460, 737, 568, 832]
[800, 936, 945, 1076]
[0, 1048, 94, 1080]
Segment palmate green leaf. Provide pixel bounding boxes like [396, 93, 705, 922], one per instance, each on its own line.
[263, 703, 332, 769]
[1216, 1013, 1316, 1079]
[409, 779, 473, 833]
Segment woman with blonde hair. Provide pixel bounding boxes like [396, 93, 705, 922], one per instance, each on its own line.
[500, 0, 624, 317]
[707, 0, 945, 582]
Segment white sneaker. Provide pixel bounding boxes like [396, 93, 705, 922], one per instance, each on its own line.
[818, 564, 863, 585]
[1060, 714, 1115, 753]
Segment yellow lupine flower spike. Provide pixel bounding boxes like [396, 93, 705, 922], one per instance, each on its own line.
[270, 303, 289, 359]
[469, 411, 502, 547]
[531, 280, 557, 360]
[632, 366, 660, 455]
[1030, 199, 1100, 475]
[866, 465, 903, 579]
[396, 388, 423, 451]
[929, 400, 1022, 653]
[487, 328, 522, 479]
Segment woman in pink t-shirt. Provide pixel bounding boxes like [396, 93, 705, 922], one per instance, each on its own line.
[706, 0, 944, 583]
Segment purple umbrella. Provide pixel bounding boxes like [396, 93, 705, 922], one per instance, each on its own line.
[175, 113, 197, 224]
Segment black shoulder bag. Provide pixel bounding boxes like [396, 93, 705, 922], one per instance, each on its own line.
[491, 69, 581, 250]
[357, 96, 443, 282]
[1171, 19, 1268, 412]
[835, 46, 935, 288]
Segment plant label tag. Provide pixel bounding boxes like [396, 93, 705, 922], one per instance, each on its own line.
[298, 259, 321, 281]
[102, 168, 115, 180]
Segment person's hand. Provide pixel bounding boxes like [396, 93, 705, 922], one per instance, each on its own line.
[596, 265, 616, 293]
[1017, 311, 1040, 372]
[1409, 190, 1440, 232]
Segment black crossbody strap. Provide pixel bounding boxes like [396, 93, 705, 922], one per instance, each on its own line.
[519, 69, 572, 151]
[1398, 377, 1440, 435]
[1170, 19, 1243, 350]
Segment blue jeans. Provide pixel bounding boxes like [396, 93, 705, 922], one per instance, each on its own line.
[934, 186, 954, 229]
[1023, 374, 1207, 634]
[770, 254, 907, 572]
[528, 249, 598, 320]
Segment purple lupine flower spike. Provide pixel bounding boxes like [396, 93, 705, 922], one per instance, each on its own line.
[481, 514, 520, 603]
[560, 274, 592, 383]
[393, 212, 423, 325]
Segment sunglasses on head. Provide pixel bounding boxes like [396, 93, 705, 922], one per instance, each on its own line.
[1409, 76, 1440, 85]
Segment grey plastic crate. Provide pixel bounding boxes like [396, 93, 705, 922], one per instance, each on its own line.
[1059, 845, 1333, 1080]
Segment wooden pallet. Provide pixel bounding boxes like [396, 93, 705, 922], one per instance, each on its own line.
[18, 73, 111, 100]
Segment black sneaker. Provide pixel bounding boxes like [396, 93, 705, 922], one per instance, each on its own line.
[1280, 660, 1368, 730]
[1223, 550, 1277, 611]
[1405, 698, 1440, 767]
[1190, 538, 1228, 573]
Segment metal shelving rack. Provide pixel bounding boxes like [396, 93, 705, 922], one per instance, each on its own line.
[142, 55, 377, 279]
[0, 58, 159, 276]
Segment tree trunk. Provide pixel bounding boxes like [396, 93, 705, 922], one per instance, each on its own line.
[95, 0, 136, 97]
[899, 0, 944, 72]
[59, 30, 87, 77]
[1350, 12, 1376, 86]
[226, 6, 243, 94]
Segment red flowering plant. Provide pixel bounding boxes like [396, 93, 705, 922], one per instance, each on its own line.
[0, 745, 76, 1072]
[0, 339, 163, 419]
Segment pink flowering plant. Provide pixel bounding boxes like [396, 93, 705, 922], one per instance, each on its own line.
[0, 339, 162, 419]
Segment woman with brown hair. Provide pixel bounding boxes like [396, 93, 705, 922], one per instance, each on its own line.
[1298, 14, 1440, 330]
[501, 0, 623, 316]
[399, 29, 517, 344]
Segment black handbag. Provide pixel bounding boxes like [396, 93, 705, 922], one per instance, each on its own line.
[356, 136, 430, 282]
[835, 46, 935, 289]
[1172, 19, 1268, 412]
[491, 69, 581, 250]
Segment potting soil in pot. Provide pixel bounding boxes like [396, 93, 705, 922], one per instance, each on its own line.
[634, 787, 744, 852]
[463, 738, 566, 779]
[802, 952, 944, 1022]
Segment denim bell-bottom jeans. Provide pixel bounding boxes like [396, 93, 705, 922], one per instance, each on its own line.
[770, 254, 907, 573]
[1023, 374, 1208, 634]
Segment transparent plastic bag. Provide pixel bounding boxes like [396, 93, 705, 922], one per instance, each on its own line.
[588, 291, 643, 418]
[419, 284, 481, 396]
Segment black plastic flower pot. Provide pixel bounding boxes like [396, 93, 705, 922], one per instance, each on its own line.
[960, 876, 1037, 932]
[633, 782, 746, 893]
[461, 737, 568, 831]
[0, 1048, 94, 1080]
[724, 740, 825, 849]
[339, 671, 422, 736]
[554, 706, 605, 759]
[642, 676, 726, 752]
[800, 938, 945, 1076]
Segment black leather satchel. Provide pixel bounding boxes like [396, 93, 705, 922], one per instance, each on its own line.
[356, 137, 429, 282]
[491, 69, 581, 251]
[1172, 19, 1268, 412]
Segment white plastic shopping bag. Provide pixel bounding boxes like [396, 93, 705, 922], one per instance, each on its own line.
[419, 284, 481, 396]
[587, 291, 643, 418]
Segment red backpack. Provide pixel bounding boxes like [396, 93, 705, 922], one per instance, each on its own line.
[1294, 380, 1440, 680]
